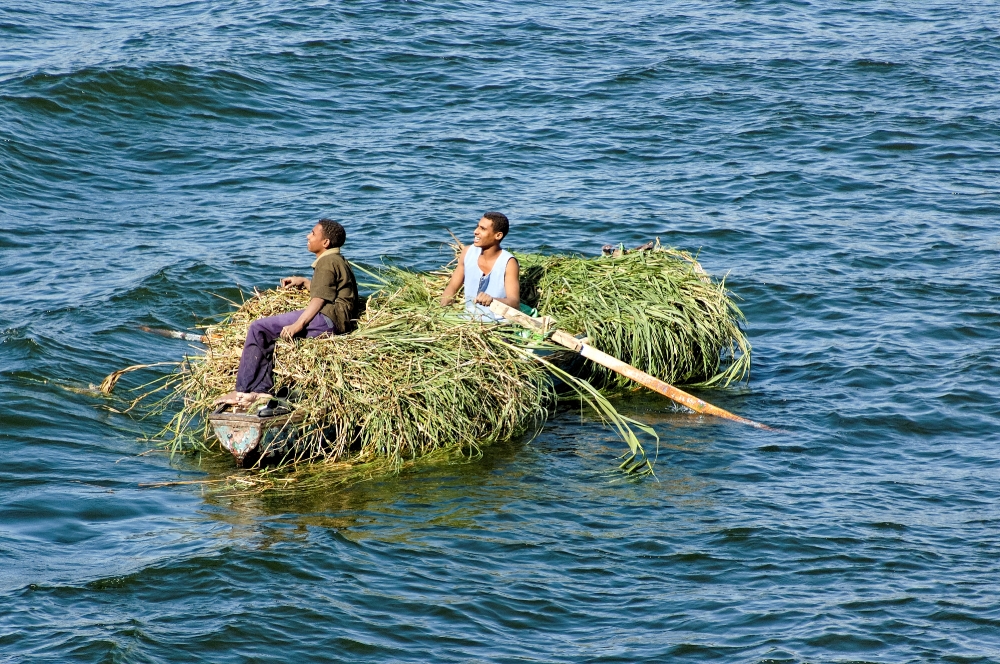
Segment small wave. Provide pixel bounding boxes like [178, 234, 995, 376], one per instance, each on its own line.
[0, 21, 32, 35]
[0, 93, 71, 115]
[611, 66, 660, 85]
[758, 444, 808, 454]
[9, 63, 276, 118]
[868, 521, 907, 531]
[853, 58, 902, 69]
[877, 142, 924, 151]
[300, 38, 354, 49]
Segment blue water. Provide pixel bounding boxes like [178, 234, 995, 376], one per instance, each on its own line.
[3, 2, 1000, 661]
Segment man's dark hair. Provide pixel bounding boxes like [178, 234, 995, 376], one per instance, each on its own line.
[318, 218, 346, 248]
[482, 211, 509, 239]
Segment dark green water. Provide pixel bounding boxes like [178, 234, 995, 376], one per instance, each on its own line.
[3, 2, 1000, 661]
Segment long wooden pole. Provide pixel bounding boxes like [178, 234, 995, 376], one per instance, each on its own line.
[139, 326, 206, 343]
[489, 300, 771, 430]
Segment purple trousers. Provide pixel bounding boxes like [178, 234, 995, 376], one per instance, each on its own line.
[235, 309, 336, 395]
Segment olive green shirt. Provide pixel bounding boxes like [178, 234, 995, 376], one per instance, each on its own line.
[310, 248, 359, 334]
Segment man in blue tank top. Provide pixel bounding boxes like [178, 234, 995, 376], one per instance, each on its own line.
[440, 211, 520, 321]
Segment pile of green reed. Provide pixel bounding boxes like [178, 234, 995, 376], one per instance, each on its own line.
[122, 242, 748, 489]
[152, 275, 649, 480]
[518, 243, 750, 388]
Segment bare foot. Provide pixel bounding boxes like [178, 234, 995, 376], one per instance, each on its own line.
[214, 390, 240, 405]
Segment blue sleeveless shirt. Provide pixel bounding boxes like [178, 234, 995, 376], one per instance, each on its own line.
[463, 246, 513, 321]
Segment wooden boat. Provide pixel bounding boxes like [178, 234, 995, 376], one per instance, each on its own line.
[208, 408, 303, 467]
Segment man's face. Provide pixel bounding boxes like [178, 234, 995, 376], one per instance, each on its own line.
[307, 223, 329, 254]
[473, 217, 502, 247]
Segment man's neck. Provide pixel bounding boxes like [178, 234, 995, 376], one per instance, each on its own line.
[480, 244, 502, 257]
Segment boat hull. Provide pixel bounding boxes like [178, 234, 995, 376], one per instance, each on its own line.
[208, 411, 300, 467]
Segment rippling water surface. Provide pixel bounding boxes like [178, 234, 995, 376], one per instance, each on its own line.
[3, 1, 1000, 661]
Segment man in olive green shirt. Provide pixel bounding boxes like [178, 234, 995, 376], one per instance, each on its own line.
[216, 219, 359, 413]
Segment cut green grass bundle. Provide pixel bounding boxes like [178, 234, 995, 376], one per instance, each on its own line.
[147, 281, 651, 481]
[159, 289, 552, 466]
[517, 242, 750, 388]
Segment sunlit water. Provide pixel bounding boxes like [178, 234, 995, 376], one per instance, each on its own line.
[3, 2, 1000, 661]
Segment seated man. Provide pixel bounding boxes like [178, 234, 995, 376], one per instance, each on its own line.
[216, 218, 359, 413]
[439, 211, 519, 320]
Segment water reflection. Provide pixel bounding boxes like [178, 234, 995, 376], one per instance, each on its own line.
[182, 401, 725, 555]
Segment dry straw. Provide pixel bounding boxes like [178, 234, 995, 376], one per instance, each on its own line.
[113, 244, 750, 491]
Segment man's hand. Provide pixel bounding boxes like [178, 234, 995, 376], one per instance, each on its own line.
[440, 295, 456, 306]
[281, 276, 308, 289]
[280, 322, 304, 340]
[474, 292, 493, 306]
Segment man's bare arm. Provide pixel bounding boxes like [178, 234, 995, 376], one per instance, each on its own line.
[280, 297, 325, 340]
[439, 246, 469, 306]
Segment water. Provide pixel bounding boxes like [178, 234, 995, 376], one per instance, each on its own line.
[3, 1, 1000, 661]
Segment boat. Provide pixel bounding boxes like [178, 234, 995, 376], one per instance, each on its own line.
[196, 245, 763, 466]
[208, 408, 303, 467]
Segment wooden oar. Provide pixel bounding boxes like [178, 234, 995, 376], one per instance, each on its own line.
[139, 325, 206, 343]
[489, 300, 771, 430]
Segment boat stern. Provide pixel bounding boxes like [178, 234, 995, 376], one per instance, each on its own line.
[208, 412, 295, 466]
